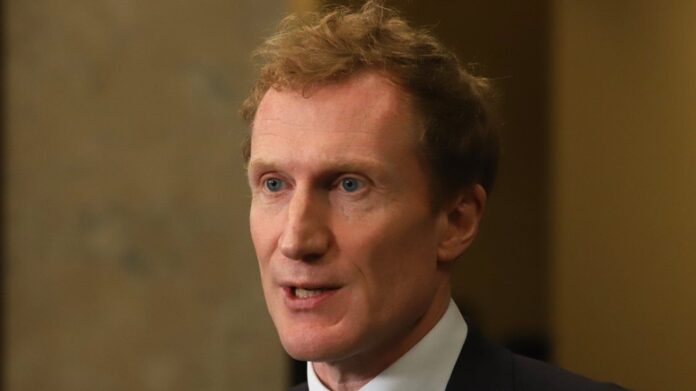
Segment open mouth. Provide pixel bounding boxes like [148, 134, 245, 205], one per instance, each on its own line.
[293, 287, 328, 298]
[283, 285, 340, 309]
[285, 286, 340, 300]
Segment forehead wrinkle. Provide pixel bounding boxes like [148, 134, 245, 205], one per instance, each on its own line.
[255, 73, 419, 137]
[254, 127, 379, 137]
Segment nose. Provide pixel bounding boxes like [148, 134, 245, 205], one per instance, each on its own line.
[279, 187, 331, 261]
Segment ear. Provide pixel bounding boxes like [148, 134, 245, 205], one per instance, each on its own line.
[437, 184, 487, 262]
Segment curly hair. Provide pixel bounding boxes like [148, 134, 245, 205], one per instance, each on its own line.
[240, 0, 500, 205]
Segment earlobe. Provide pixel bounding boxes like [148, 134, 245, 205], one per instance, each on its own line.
[437, 184, 487, 262]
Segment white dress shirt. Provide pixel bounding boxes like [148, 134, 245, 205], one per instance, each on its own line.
[307, 299, 468, 391]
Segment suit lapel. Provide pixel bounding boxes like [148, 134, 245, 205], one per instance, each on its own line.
[445, 328, 515, 390]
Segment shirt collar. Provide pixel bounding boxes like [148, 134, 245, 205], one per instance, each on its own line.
[307, 298, 468, 391]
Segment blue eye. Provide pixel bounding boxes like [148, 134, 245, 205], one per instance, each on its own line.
[264, 178, 284, 192]
[340, 177, 362, 192]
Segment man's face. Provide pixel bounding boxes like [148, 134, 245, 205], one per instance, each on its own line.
[247, 72, 451, 364]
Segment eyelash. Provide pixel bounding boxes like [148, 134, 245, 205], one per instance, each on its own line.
[257, 175, 368, 195]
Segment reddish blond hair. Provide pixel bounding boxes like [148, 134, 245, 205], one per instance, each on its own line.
[241, 1, 499, 204]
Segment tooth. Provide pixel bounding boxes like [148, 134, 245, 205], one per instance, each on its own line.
[295, 288, 324, 298]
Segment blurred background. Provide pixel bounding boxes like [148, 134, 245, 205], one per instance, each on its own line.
[4, 0, 695, 389]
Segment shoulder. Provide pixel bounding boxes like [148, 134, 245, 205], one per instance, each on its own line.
[511, 353, 627, 391]
[447, 327, 628, 390]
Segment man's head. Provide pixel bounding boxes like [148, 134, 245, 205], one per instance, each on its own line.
[243, 0, 499, 377]
[242, 0, 499, 208]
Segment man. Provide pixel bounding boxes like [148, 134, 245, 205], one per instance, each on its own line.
[241, 1, 625, 390]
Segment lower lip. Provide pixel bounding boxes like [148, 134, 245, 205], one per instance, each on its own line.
[282, 287, 340, 310]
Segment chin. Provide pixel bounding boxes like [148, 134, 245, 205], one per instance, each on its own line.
[278, 326, 356, 363]
[282, 341, 324, 362]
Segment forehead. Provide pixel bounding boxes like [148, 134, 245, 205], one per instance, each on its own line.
[252, 72, 421, 146]
[248, 72, 426, 177]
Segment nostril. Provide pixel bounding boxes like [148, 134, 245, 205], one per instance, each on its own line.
[302, 253, 323, 263]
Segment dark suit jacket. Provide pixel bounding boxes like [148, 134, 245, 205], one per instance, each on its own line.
[288, 329, 626, 390]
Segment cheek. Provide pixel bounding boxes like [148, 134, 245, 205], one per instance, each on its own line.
[249, 206, 279, 272]
[250, 210, 284, 320]
[340, 210, 440, 294]
[250, 202, 274, 244]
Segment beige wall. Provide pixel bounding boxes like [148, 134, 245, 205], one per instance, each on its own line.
[290, 0, 321, 13]
[6, 1, 288, 389]
[551, 1, 696, 389]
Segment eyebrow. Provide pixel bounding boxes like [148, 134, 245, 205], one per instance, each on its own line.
[247, 157, 388, 177]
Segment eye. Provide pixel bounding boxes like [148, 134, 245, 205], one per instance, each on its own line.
[263, 177, 285, 192]
[339, 177, 362, 193]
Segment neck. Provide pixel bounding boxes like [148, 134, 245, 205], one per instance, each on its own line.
[312, 282, 452, 391]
